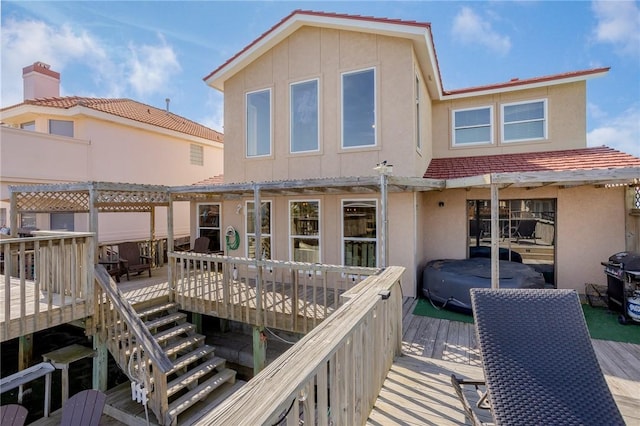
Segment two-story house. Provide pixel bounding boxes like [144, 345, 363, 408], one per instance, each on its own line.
[178, 10, 639, 297]
[1, 61, 224, 243]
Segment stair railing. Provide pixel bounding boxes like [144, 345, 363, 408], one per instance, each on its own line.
[94, 265, 173, 425]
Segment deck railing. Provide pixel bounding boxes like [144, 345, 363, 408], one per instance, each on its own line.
[169, 252, 380, 333]
[198, 266, 404, 425]
[93, 265, 174, 424]
[0, 231, 94, 342]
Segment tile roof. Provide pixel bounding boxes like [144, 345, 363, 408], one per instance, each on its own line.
[192, 174, 224, 186]
[3, 96, 223, 142]
[423, 146, 640, 180]
[443, 68, 610, 96]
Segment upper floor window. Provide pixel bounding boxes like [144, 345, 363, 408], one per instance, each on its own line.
[342, 68, 376, 149]
[502, 99, 547, 142]
[246, 201, 272, 259]
[190, 144, 204, 166]
[452, 106, 493, 146]
[290, 79, 319, 153]
[246, 89, 271, 157]
[20, 121, 35, 131]
[289, 201, 320, 263]
[49, 119, 74, 137]
[198, 203, 222, 252]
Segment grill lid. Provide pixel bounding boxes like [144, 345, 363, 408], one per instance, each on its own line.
[607, 251, 640, 271]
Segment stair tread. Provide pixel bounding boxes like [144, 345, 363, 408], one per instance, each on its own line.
[136, 302, 179, 318]
[167, 356, 226, 396]
[167, 369, 236, 420]
[145, 312, 187, 330]
[153, 323, 196, 343]
[163, 334, 205, 357]
[169, 346, 216, 374]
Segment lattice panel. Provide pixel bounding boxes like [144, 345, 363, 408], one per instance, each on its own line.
[96, 190, 169, 205]
[16, 191, 89, 212]
[635, 186, 640, 209]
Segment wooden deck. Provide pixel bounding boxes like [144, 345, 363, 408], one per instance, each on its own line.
[368, 297, 640, 425]
[6, 268, 640, 425]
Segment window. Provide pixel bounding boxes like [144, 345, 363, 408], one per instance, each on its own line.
[20, 121, 35, 131]
[342, 68, 376, 149]
[290, 201, 320, 263]
[502, 100, 547, 142]
[190, 144, 204, 166]
[452, 106, 493, 146]
[342, 200, 377, 267]
[49, 119, 74, 137]
[197, 204, 222, 252]
[246, 89, 271, 157]
[415, 75, 422, 151]
[290, 79, 319, 153]
[50, 213, 74, 231]
[20, 213, 36, 229]
[246, 201, 271, 259]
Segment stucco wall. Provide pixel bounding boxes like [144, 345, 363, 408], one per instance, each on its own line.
[432, 81, 587, 158]
[223, 26, 422, 183]
[420, 185, 627, 294]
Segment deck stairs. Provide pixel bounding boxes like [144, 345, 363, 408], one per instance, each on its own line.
[103, 296, 241, 425]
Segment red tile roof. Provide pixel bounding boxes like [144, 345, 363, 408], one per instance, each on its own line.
[423, 147, 640, 180]
[3, 96, 223, 142]
[443, 68, 610, 96]
[192, 174, 224, 186]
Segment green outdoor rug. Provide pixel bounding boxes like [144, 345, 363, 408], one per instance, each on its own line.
[413, 298, 640, 344]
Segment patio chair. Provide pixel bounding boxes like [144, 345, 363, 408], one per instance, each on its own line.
[60, 389, 106, 426]
[0, 404, 28, 426]
[117, 242, 152, 280]
[192, 236, 211, 253]
[451, 288, 624, 426]
[509, 219, 537, 242]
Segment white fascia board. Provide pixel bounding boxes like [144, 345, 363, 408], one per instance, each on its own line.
[205, 13, 437, 93]
[441, 70, 609, 101]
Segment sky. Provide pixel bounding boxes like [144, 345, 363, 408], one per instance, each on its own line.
[1, 1, 639, 156]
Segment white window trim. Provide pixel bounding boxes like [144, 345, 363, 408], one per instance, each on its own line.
[341, 67, 377, 150]
[451, 105, 494, 147]
[246, 88, 272, 158]
[290, 78, 320, 154]
[341, 199, 378, 268]
[288, 200, 321, 263]
[196, 202, 222, 250]
[245, 200, 273, 259]
[501, 98, 548, 143]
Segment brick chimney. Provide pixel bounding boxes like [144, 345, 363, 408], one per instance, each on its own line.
[22, 61, 60, 100]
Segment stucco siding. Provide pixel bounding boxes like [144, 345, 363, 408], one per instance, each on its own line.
[222, 27, 420, 183]
[432, 81, 587, 158]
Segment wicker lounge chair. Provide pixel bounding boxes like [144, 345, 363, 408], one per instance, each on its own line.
[451, 288, 624, 426]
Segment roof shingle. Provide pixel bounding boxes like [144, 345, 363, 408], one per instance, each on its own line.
[423, 146, 640, 180]
[3, 96, 223, 142]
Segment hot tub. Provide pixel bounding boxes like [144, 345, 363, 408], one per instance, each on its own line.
[422, 258, 545, 314]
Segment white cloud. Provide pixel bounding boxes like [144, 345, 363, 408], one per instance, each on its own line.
[127, 35, 181, 97]
[1, 18, 109, 105]
[592, 0, 640, 59]
[451, 7, 511, 55]
[201, 91, 224, 133]
[587, 105, 640, 157]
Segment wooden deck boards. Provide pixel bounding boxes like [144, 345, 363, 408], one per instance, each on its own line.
[370, 297, 640, 425]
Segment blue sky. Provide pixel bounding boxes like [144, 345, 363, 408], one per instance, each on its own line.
[2, 1, 639, 156]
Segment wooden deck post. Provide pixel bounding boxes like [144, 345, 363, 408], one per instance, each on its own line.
[17, 334, 33, 403]
[92, 332, 108, 392]
[252, 325, 266, 375]
[490, 181, 500, 289]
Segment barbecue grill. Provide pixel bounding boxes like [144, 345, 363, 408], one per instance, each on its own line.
[601, 251, 640, 324]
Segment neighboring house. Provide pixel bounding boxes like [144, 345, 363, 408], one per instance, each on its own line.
[1, 61, 224, 242]
[186, 10, 640, 297]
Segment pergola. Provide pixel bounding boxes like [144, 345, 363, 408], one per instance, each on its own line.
[8, 166, 640, 287]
